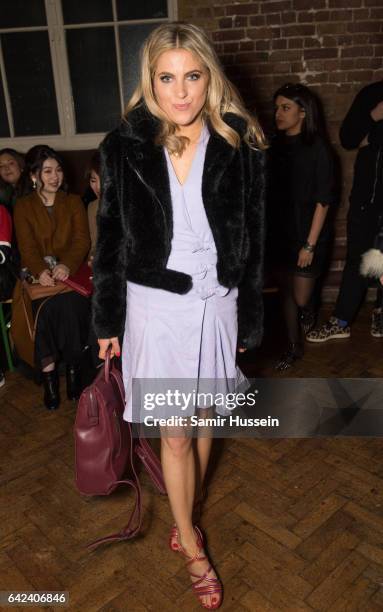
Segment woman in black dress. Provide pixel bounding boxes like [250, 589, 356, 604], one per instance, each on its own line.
[269, 83, 335, 369]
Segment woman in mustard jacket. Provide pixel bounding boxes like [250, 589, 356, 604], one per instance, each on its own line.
[12, 145, 90, 409]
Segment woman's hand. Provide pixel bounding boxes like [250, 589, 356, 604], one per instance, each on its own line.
[371, 101, 383, 122]
[52, 263, 70, 281]
[39, 269, 55, 286]
[238, 347, 247, 353]
[380, 274, 383, 286]
[98, 337, 121, 360]
[297, 248, 314, 268]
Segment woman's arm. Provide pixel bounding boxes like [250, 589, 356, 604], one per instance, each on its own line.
[298, 138, 334, 267]
[306, 203, 329, 246]
[87, 199, 99, 260]
[339, 86, 375, 150]
[92, 130, 127, 342]
[13, 199, 47, 277]
[297, 203, 329, 268]
[237, 147, 266, 350]
[0, 204, 12, 248]
[0, 204, 12, 265]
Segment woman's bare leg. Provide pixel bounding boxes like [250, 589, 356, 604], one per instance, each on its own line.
[161, 428, 219, 607]
[194, 414, 213, 510]
[161, 432, 195, 545]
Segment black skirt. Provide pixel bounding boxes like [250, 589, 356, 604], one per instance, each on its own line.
[269, 241, 331, 279]
[285, 243, 331, 278]
[32, 292, 90, 368]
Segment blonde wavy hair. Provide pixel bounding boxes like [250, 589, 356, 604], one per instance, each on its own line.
[124, 22, 267, 155]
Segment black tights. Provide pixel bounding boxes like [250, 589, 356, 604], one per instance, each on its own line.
[278, 272, 316, 344]
[376, 286, 383, 310]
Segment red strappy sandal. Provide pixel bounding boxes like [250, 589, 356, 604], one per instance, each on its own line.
[178, 526, 222, 610]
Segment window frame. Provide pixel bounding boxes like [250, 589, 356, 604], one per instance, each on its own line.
[0, 0, 178, 150]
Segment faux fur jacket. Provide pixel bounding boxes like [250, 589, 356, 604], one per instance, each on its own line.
[92, 105, 266, 349]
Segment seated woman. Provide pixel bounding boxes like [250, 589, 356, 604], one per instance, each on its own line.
[85, 151, 102, 368]
[0, 148, 28, 213]
[86, 151, 101, 261]
[0, 204, 13, 388]
[11, 145, 90, 409]
[0, 204, 13, 286]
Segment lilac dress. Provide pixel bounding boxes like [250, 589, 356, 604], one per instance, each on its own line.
[122, 125, 247, 422]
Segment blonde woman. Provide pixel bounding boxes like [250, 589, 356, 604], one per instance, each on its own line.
[93, 22, 266, 609]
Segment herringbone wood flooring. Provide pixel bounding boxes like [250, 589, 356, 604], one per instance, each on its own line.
[1, 304, 383, 611]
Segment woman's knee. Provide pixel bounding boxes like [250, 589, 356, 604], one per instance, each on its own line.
[294, 292, 309, 308]
[161, 434, 193, 459]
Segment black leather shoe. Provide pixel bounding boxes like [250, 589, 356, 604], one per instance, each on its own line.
[275, 342, 304, 371]
[42, 370, 60, 410]
[66, 364, 81, 401]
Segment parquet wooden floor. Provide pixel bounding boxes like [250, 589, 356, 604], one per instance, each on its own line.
[1, 304, 383, 611]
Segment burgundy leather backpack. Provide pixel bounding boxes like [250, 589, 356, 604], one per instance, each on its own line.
[74, 350, 166, 549]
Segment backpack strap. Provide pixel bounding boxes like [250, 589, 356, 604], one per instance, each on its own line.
[85, 376, 143, 550]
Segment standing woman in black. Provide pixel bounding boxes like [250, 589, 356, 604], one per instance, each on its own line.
[269, 83, 335, 369]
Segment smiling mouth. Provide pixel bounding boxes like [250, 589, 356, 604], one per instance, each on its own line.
[173, 103, 191, 110]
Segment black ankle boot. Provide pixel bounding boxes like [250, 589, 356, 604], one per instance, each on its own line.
[42, 370, 60, 410]
[275, 342, 304, 371]
[299, 307, 317, 335]
[66, 364, 81, 401]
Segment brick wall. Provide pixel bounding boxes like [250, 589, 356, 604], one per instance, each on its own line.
[177, 0, 383, 300]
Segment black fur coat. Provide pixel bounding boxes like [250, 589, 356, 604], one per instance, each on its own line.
[93, 105, 266, 349]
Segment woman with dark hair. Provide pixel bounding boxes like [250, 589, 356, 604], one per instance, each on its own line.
[269, 83, 335, 370]
[11, 145, 90, 408]
[86, 151, 101, 260]
[0, 148, 28, 211]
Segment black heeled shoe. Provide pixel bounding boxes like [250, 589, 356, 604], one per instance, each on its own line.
[66, 364, 81, 401]
[42, 370, 60, 410]
[275, 342, 304, 371]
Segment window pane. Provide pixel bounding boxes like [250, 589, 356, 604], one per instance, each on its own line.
[0, 0, 47, 28]
[120, 23, 160, 103]
[66, 28, 120, 133]
[116, 0, 168, 21]
[1, 32, 59, 136]
[0, 76, 10, 137]
[61, 0, 113, 25]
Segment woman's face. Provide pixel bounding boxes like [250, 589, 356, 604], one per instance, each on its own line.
[274, 95, 305, 135]
[0, 153, 22, 186]
[90, 169, 101, 198]
[153, 48, 209, 128]
[32, 158, 64, 195]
